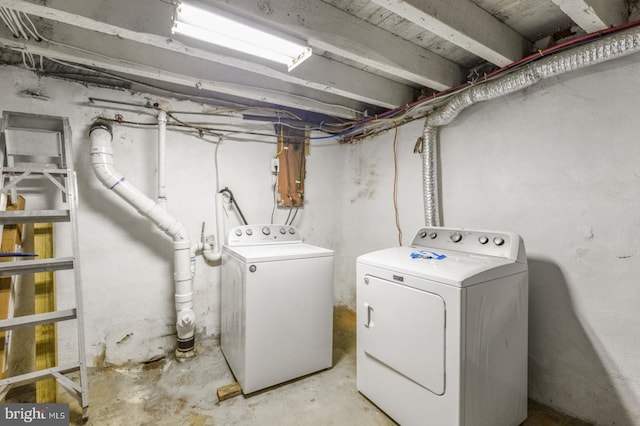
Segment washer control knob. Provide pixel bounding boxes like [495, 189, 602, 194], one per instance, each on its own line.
[246, 229, 253, 236]
[279, 227, 286, 234]
[478, 236, 489, 245]
[418, 230, 427, 238]
[451, 232, 462, 243]
[428, 232, 438, 239]
[493, 237, 505, 246]
[235, 229, 242, 237]
[289, 228, 296, 235]
[262, 227, 271, 235]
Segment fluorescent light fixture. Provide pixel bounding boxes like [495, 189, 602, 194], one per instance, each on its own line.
[173, 2, 312, 71]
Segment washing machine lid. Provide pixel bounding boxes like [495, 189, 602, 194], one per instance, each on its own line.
[357, 246, 526, 287]
[225, 243, 334, 263]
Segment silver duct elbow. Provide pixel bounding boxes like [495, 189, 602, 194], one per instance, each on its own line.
[422, 26, 640, 226]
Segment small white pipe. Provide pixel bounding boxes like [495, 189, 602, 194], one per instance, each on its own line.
[210, 191, 226, 260]
[157, 109, 167, 209]
[189, 192, 225, 267]
[89, 120, 196, 359]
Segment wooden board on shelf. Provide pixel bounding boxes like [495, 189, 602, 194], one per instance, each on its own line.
[34, 222, 57, 403]
[0, 195, 26, 378]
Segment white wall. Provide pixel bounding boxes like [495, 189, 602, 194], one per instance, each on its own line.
[4, 48, 640, 424]
[337, 125, 425, 306]
[0, 65, 343, 366]
[341, 54, 640, 424]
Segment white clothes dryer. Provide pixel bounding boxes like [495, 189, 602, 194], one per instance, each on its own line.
[357, 226, 528, 426]
[221, 224, 334, 394]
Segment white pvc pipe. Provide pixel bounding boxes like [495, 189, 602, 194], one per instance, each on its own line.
[157, 109, 167, 209]
[189, 191, 225, 274]
[89, 120, 196, 358]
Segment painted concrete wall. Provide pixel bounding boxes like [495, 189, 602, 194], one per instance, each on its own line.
[340, 54, 640, 424]
[3, 48, 640, 424]
[0, 65, 342, 367]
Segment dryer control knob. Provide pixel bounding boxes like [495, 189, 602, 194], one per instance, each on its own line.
[262, 227, 271, 235]
[289, 228, 296, 234]
[451, 232, 462, 243]
[478, 236, 489, 244]
[235, 229, 242, 237]
[279, 227, 286, 234]
[418, 230, 427, 238]
[246, 229, 253, 236]
[428, 232, 438, 239]
[493, 237, 505, 246]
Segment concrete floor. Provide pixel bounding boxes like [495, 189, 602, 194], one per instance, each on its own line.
[47, 307, 589, 425]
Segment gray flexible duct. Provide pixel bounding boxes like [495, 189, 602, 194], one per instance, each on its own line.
[422, 26, 640, 226]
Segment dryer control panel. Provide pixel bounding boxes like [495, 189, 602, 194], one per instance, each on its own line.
[227, 224, 302, 246]
[410, 226, 525, 262]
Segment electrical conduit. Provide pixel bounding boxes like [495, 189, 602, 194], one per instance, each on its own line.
[422, 25, 640, 226]
[157, 109, 167, 208]
[89, 120, 197, 359]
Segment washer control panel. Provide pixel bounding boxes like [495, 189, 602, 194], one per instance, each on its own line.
[411, 226, 522, 260]
[227, 224, 302, 246]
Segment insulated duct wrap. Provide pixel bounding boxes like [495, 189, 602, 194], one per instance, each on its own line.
[422, 124, 440, 227]
[421, 26, 640, 225]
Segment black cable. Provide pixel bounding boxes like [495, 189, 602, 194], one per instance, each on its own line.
[219, 187, 249, 226]
[284, 197, 294, 225]
[288, 206, 300, 226]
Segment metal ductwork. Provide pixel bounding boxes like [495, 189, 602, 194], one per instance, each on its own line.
[422, 25, 640, 226]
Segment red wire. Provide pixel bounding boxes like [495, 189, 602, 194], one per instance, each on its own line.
[346, 19, 640, 132]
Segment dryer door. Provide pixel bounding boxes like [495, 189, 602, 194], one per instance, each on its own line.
[360, 275, 446, 395]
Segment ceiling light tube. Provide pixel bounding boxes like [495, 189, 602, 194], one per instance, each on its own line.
[173, 2, 312, 71]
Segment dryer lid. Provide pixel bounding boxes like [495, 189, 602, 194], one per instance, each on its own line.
[357, 246, 526, 287]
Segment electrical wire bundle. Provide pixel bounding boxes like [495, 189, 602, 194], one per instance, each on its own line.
[323, 19, 640, 143]
[2, 5, 639, 145]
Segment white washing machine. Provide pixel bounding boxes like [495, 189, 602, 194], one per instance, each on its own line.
[221, 224, 334, 394]
[357, 226, 528, 426]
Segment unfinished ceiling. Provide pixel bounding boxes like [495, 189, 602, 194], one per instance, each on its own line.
[0, 0, 634, 123]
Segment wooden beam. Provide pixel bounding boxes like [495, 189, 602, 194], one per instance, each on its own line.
[369, 0, 529, 66]
[551, 0, 628, 33]
[0, 32, 366, 120]
[211, 0, 466, 90]
[0, 0, 415, 112]
[34, 222, 56, 403]
[275, 125, 307, 208]
[217, 382, 242, 401]
[0, 195, 25, 379]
